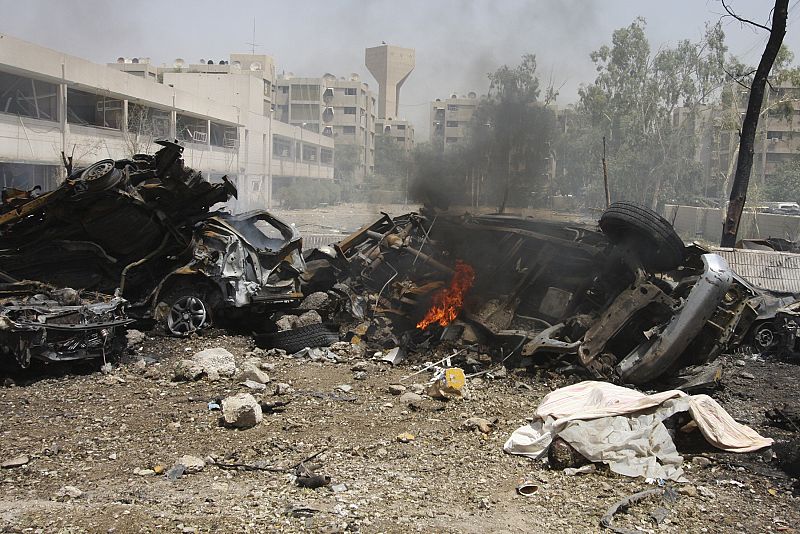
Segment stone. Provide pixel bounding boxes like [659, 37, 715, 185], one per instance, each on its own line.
[692, 456, 712, 468]
[222, 393, 263, 429]
[173, 359, 204, 382]
[464, 417, 493, 434]
[734, 359, 746, 367]
[133, 467, 156, 476]
[276, 315, 296, 332]
[192, 347, 237, 377]
[242, 380, 267, 391]
[388, 384, 406, 395]
[175, 455, 205, 474]
[237, 361, 270, 385]
[294, 310, 322, 328]
[125, 329, 146, 346]
[399, 392, 423, 405]
[274, 382, 294, 395]
[299, 292, 331, 311]
[697, 486, 716, 498]
[336, 384, 353, 393]
[353, 371, 367, 381]
[1, 454, 29, 469]
[679, 485, 698, 497]
[409, 384, 425, 395]
[739, 371, 755, 380]
[351, 361, 370, 372]
[56, 486, 83, 499]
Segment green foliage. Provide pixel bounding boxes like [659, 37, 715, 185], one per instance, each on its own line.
[334, 144, 361, 200]
[764, 158, 800, 202]
[557, 18, 729, 209]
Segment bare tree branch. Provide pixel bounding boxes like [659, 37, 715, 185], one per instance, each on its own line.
[723, 66, 757, 89]
[721, 0, 772, 32]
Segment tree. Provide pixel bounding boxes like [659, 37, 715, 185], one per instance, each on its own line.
[720, 0, 789, 247]
[470, 54, 556, 212]
[334, 144, 361, 201]
[561, 18, 729, 209]
[764, 157, 800, 202]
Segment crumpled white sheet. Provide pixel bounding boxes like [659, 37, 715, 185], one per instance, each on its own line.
[504, 381, 773, 481]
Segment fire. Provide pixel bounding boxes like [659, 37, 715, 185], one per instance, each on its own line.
[416, 260, 475, 330]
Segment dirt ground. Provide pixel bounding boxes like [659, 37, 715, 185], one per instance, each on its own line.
[0, 328, 798, 534]
[1, 203, 798, 533]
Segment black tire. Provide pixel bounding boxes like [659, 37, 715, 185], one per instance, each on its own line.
[254, 323, 339, 353]
[599, 202, 685, 271]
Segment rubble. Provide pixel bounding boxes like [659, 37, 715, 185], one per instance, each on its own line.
[174, 455, 206, 474]
[191, 347, 237, 378]
[221, 393, 263, 429]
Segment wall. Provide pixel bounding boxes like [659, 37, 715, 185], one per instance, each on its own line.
[664, 204, 800, 243]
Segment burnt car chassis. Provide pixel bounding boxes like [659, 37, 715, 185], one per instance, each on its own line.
[0, 141, 305, 340]
[317, 203, 758, 386]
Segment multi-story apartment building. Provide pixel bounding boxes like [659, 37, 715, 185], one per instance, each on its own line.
[375, 118, 414, 151]
[430, 93, 479, 150]
[0, 34, 333, 212]
[274, 73, 376, 177]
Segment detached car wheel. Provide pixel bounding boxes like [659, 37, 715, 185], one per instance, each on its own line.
[254, 323, 340, 353]
[161, 285, 217, 336]
[753, 322, 777, 352]
[599, 202, 685, 272]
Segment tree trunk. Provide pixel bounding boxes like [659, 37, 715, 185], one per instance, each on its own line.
[720, 0, 789, 247]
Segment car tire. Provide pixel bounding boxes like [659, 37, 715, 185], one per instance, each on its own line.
[72, 159, 124, 195]
[254, 323, 339, 353]
[599, 202, 685, 271]
[160, 283, 218, 336]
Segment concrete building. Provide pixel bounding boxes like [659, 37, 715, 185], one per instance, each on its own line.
[275, 73, 376, 177]
[430, 92, 479, 149]
[365, 44, 415, 120]
[0, 34, 333, 213]
[375, 117, 414, 151]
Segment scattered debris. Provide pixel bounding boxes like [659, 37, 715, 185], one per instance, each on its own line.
[174, 455, 205, 474]
[396, 432, 415, 443]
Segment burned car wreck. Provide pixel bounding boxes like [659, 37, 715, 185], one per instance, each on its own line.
[0, 281, 131, 367]
[310, 203, 759, 387]
[0, 141, 304, 337]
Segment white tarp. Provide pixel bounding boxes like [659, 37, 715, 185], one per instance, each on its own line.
[504, 381, 773, 481]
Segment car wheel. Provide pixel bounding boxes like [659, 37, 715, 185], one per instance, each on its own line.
[599, 202, 685, 271]
[73, 159, 123, 194]
[161, 285, 216, 336]
[753, 322, 777, 352]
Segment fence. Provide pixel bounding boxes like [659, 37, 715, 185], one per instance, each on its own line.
[664, 204, 800, 244]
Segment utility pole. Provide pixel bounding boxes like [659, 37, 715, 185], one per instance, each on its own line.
[720, 0, 789, 247]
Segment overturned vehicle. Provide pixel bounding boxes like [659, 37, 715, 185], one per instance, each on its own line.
[316, 203, 759, 387]
[0, 141, 304, 337]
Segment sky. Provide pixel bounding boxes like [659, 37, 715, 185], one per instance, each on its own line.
[2, 0, 799, 139]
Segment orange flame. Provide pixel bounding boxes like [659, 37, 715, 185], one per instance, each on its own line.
[416, 260, 475, 330]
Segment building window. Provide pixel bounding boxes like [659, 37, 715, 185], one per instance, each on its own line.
[344, 107, 356, 115]
[320, 148, 333, 164]
[290, 103, 319, 121]
[767, 131, 784, 141]
[0, 162, 61, 192]
[344, 87, 357, 96]
[290, 84, 320, 101]
[273, 136, 292, 158]
[446, 121, 458, 127]
[446, 137, 458, 143]
[67, 88, 122, 129]
[447, 104, 459, 111]
[280, 85, 289, 94]
[342, 126, 356, 134]
[127, 104, 170, 138]
[210, 121, 238, 148]
[397, 124, 406, 130]
[322, 126, 333, 137]
[176, 114, 208, 143]
[302, 145, 317, 162]
[0, 71, 58, 121]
